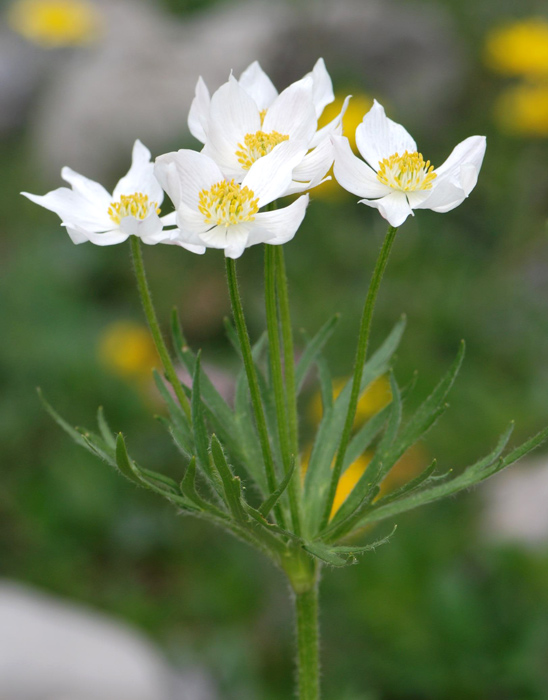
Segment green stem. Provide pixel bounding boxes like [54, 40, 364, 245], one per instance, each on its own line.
[225, 257, 280, 513]
[295, 585, 320, 700]
[275, 246, 300, 462]
[319, 225, 398, 531]
[130, 236, 191, 420]
[265, 246, 301, 534]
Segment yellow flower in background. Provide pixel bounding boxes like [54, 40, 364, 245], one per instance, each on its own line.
[98, 321, 159, 383]
[309, 374, 392, 428]
[494, 83, 548, 136]
[484, 18, 548, 79]
[7, 0, 103, 47]
[329, 452, 372, 518]
[314, 92, 373, 199]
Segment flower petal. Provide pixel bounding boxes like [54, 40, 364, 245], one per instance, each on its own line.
[332, 136, 392, 198]
[22, 187, 112, 231]
[113, 140, 164, 205]
[309, 95, 350, 148]
[242, 140, 309, 206]
[188, 76, 211, 143]
[61, 167, 111, 208]
[262, 81, 317, 143]
[289, 137, 334, 194]
[359, 191, 413, 227]
[199, 223, 250, 258]
[415, 135, 486, 213]
[155, 150, 224, 209]
[248, 195, 309, 246]
[202, 76, 262, 177]
[309, 58, 335, 118]
[355, 100, 417, 169]
[176, 202, 215, 235]
[238, 61, 278, 109]
[65, 223, 130, 246]
[119, 211, 165, 243]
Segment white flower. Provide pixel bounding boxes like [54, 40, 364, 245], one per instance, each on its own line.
[188, 59, 348, 195]
[154, 141, 309, 259]
[22, 140, 205, 252]
[332, 100, 487, 227]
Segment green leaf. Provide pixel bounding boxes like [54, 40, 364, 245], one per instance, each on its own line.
[97, 407, 116, 450]
[38, 389, 91, 451]
[115, 433, 146, 486]
[295, 314, 340, 391]
[329, 374, 402, 528]
[388, 341, 465, 466]
[180, 457, 225, 514]
[77, 429, 116, 466]
[303, 542, 348, 567]
[303, 317, 406, 534]
[209, 435, 249, 522]
[259, 457, 297, 517]
[153, 370, 193, 453]
[334, 423, 546, 535]
[191, 353, 216, 482]
[374, 459, 439, 506]
[344, 401, 391, 470]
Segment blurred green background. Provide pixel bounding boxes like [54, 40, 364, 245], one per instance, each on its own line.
[2, 0, 548, 697]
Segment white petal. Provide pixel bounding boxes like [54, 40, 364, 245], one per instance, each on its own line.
[289, 138, 334, 193]
[22, 188, 112, 231]
[155, 150, 224, 208]
[119, 211, 164, 243]
[165, 238, 206, 254]
[332, 136, 391, 199]
[359, 191, 413, 227]
[71, 225, 130, 246]
[309, 58, 335, 118]
[238, 61, 278, 109]
[176, 202, 214, 235]
[355, 100, 417, 170]
[248, 195, 309, 246]
[61, 167, 111, 208]
[309, 95, 351, 148]
[199, 223, 250, 258]
[113, 140, 164, 205]
[242, 140, 308, 206]
[415, 135, 486, 213]
[262, 81, 317, 143]
[160, 211, 177, 227]
[65, 226, 90, 244]
[203, 76, 262, 175]
[188, 76, 210, 143]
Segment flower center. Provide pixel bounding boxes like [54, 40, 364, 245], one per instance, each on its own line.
[198, 179, 259, 227]
[235, 130, 289, 170]
[376, 151, 437, 192]
[108, 193, 160, 225]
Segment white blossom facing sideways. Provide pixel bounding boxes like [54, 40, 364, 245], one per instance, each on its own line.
[188, 59, 349, 195]
[332, 100, 487, 227]
[154, 141, 310, 259]
[22, 141, 205, 252]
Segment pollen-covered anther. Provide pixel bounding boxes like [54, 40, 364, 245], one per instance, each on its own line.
[198, 179, 259, 226]
[108, 192, 160, 225]
[235, 130, 289, 170]
[376, 151, 437, 192]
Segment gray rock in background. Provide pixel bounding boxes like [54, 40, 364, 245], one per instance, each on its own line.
[0, 580, 218, 700]
[481, 458, 548, 547]
[25, 0, 464, 181]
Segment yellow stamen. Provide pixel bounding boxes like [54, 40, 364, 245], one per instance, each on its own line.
[259, 109, 268, 125]
[198, 179, 259, 227]
[377, 151, 437, 192]
[235, 130, 289, 170]
[108, 193, 160, 225]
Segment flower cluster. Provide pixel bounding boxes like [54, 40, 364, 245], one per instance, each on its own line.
[23, 58, 486, 249]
